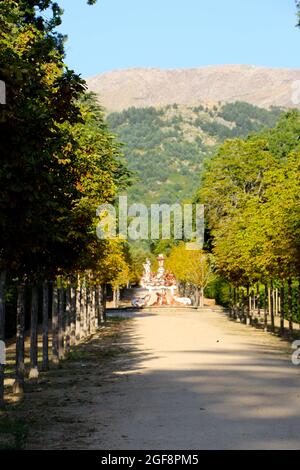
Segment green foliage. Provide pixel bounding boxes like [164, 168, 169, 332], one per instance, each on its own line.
[107, 102, 283, 207]
[0, 0, 132, 287]
[166, 243, 213, 289]
[196, 119, 233, 139]
[0, 0, 85, 277]
[205, 276, 231, 307]
[198, 110, 300, 290]
[219, 102, 282, 137]
[64, 93, 131, 275]
[261, 109, 300, 158]
[198, 137, 276, 233]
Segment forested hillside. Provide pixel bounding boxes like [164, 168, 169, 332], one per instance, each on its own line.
[107, 102, 282, 204]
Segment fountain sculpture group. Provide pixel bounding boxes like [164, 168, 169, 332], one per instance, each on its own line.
[131, 254, 192, 308]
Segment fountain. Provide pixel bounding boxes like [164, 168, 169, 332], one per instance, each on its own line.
[132, 254, 192, 308]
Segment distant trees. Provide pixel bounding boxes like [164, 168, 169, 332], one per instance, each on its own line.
[219, 102, 282, 135]
[166, 244, 213, 307]
[108, 102, 284, 206]
[196, 102, 282, 140]
[196, 119, 233, 140]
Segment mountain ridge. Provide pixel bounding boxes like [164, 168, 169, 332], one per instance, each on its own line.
[87, 65, 300, 112]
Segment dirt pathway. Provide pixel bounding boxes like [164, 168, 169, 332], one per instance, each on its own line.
[2, 308, 300, 450]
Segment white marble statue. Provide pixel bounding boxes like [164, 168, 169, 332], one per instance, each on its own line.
[142, 258, 151, 284]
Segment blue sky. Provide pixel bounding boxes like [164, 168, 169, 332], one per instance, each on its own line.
[58, 0, 300, 78]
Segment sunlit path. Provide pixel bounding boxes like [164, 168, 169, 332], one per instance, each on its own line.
[24, 307, 300, 450]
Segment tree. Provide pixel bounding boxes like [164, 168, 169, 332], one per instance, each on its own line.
[0, 1, 102, 278]
[0, 0, 86, 279]
[0, 0, 86, 398]
[197, 137, 276, 232]
[197, 111, 300, 329]
[166, 244, 213, 307]
[0, 0, 134, 402]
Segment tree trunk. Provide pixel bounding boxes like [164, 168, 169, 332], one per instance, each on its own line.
[95, 286, 100, 329]
[98, 285, 104, 324]
[89, 284, 94, 334]
[86, 283, 91, 336]
[29, 285, 39, 380]
[241, 288, 245, 322]
[58, 287, 65, 359]
[229, 285, 232, 317]
[75, 281, 82, 343]
[103, 285, 107, 322]
[70, 285, 76, 346]
[65, 286, 71, 355]
[90, 284, 95, 333]
[52, 286, 59, 365]
[236, 289, 241, 322]
[0, 270, 6, 408]
[117, 287, 120, 309]
[42, 282, 49, 371]
[82, 281, 87, 337]
[264, 284, 268, 332]
[256, 284, 261, 319]
[193, 287, 198, 307]
[288, 279, 293, 334]
[183, 282, 188, 298]
[280, 284, 285, 336]
[113, 288, 117, 309]
[233, 288, 237, 319]
[275, 289, 279, 317]
[200, 287, 204, 308]
[80, 281, 86, 339]
[246, 286, 250, 325]
[13, 284, 26, 394]
[92, 286, 97, 332]
[249, 289, 253, 319]
[270, 282, 275, 332]
[252, 288, 256, 313]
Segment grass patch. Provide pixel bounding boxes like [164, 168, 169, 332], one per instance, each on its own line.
[64, 349, 92, 362]
[0, 415, 28, 450]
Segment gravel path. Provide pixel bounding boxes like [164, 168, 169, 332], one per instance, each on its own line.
[18, 307, 300, 450]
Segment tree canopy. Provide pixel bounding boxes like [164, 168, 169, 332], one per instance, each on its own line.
[0, 0, 131, 282]
[197, 111, 300, 289]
